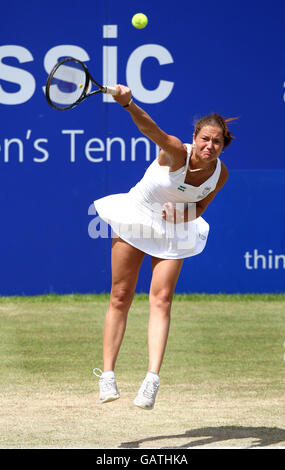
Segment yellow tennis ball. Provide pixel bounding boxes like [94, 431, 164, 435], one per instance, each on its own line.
[132, 13, 148, 29]
[78, 83, 83, 89]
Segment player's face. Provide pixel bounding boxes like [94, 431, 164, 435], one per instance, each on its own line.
[194, 125, 224, 162]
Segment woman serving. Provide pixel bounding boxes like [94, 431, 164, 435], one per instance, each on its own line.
[93, 84, 234, 410]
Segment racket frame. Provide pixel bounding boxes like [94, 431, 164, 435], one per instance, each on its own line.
[45, 57, 116, 110]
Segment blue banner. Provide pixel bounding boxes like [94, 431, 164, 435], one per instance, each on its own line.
[1, 0, 284, 294]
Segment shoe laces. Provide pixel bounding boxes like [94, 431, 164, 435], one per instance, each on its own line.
[93, 368, 103, 378]
[93, 368, 117, 392]
[141, 379, 159, 400]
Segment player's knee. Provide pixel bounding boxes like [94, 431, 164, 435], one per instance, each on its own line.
[149, 288, 173, 310]
[110, 285, 134, 309]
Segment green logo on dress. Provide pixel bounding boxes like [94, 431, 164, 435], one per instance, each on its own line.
[177, 185, 186, 192]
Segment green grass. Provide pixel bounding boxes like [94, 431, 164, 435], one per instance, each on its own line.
[0, 292, 284, 303]
[0, 293, 284, 395]
[0, 293, 284, 449]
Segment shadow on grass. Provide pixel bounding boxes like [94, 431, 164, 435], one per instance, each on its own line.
[119, 426, 285, 449]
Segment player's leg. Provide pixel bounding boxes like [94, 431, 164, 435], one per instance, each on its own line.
[103, 236, 145, 372]
[95, 236, 145, 404]
[148, 256, 183, 374]
[134, 256, 183, 409]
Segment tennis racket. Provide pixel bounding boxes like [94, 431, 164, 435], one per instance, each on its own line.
[45, 57, 117, 110]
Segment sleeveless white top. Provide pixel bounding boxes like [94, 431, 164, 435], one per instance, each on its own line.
[94, 144, 221, 259]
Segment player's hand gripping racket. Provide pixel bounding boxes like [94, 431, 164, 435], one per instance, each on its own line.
[45, 57, 117, 110]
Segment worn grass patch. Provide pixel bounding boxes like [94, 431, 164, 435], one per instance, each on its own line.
[0, 294, 284, 448]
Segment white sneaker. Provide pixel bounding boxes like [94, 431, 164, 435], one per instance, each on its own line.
[93, 368, 120, 404]
[134, 373, 160, 410]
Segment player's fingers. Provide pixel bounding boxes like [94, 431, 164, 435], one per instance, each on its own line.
[113, 84, 130, 97]
[114, 84, 123, 95]
[113, 84, 132, 105]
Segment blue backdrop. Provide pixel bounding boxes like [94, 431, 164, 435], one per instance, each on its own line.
[1, 0, 284, 295]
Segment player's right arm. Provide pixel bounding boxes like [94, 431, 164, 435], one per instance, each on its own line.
[113, 85, 187, 170]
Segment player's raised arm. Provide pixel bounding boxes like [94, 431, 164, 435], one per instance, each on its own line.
[113, 85, 187, 167]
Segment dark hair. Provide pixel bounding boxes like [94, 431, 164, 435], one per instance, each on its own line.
[194, 113, 238, 149]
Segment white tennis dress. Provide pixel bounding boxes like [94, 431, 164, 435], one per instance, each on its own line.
[94, 144, 221, 259]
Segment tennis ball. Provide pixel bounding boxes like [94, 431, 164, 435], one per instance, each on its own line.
[132, 13, 148, 29]
[78, 83, 83, 88]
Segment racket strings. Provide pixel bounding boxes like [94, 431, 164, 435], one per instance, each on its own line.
[47, 60, 87, 109]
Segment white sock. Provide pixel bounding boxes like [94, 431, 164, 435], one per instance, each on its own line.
[146, 371, 160, 384]
[102, 370, 115, 379]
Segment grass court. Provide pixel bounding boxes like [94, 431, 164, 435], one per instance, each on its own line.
[0, 293, 284, 449]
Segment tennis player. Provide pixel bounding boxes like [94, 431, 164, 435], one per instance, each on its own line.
[93, 84, 234, 410]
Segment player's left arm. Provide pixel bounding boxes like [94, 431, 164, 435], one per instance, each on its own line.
[186, 162, 229, 221]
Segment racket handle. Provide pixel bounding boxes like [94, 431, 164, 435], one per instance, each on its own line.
[104, 86, 117, 95]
